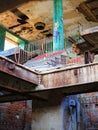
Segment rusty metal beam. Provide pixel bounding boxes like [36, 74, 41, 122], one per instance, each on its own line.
[1, 81, 98, 103]
[0, 94, 29, 103]
[59, 81, 98, 95]
[0, 93, 48, 103]
[0, 72, 37, 92]
[0, 56, 98, 103]
[41, 62, 98, 89]
[0, 56, 38, 85]
[25, 81, 98, 96]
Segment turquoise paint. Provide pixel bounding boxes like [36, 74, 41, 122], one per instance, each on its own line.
[0, 25, 28, 51]
[18, 39, 25, 49]
[0, 27, 6, 51]
[53, 0, 64, 51]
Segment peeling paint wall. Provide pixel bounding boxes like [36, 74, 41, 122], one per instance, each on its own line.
[0, 94, 98, 130]
[79, 92, 98, 130]
[31, 96, 80, 130]
[32, 106, 60, 130]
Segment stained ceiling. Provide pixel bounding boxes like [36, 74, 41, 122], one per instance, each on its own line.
[0, 0, 98, 42]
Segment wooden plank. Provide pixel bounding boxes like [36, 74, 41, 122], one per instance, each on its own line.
[83, 32, 98, 45]
[77, 41, 93, 52]
[77, 2, 98, 22]
[0, 0, 29, 13]
[79, 27, 98, 54]
[86, 0, 98, 9]
[92, 8, 98, 16]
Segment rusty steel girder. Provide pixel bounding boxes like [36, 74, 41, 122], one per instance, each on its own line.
[0, 56, 98, 103]
[0, 56, 38, 84]
[0, 56, 38, 94]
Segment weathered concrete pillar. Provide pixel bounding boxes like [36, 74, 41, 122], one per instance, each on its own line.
[31, 96, 80, 130]
[32, 105, 60, 130]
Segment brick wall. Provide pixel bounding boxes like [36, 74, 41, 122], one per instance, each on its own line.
[0, 101, 32, 130]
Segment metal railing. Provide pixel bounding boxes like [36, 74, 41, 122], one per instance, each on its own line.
[14, 47, 41, 64]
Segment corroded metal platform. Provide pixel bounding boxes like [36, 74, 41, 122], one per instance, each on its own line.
[0, 55, 98, 102]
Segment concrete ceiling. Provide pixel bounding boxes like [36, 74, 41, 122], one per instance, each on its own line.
[0, 0, 98, 41]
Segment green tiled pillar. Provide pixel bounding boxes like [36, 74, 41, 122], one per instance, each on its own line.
[53, 0, 64, 51]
